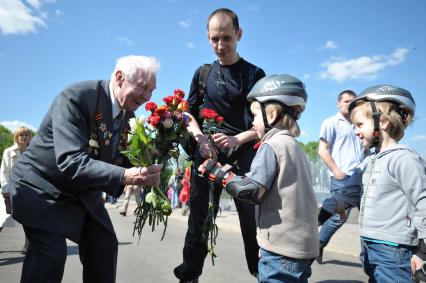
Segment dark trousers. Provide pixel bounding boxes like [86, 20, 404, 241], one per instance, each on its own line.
[21, 215, 118, 283]
[174, 151, 259, 280]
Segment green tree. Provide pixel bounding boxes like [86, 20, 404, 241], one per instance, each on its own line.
[0, 125, 13, 163]
[299, 141, 319, 161]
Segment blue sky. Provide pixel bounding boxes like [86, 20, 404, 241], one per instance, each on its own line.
[1, 0, 425, 157]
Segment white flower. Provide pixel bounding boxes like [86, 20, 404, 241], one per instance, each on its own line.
[129, 118, 137, 132]
[89, 139, 99, 148]
[162, 118, 173, 129]
[139, 115, 146, 125]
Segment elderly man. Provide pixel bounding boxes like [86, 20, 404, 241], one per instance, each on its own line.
[9, 55, 162, 283]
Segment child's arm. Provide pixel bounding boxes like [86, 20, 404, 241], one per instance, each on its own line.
[393, 152, 426, 280]
[198, 159, 265, 204]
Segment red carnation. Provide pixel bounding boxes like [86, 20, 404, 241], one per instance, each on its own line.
[154, 105, 168, 116]
[200, 108, 218, 120]
[148, 114, 161, 128]
[173, 95, 182, 105]
[163, 96, 174, 106]
[215, 116, 224, 123]
[174, 89, 185, 98]
[145, 102, 157, 112]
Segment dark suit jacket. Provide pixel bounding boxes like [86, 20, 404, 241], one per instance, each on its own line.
[10, 80, 132, 242]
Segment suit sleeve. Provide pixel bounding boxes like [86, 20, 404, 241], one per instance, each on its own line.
[51, 91, 125, 196]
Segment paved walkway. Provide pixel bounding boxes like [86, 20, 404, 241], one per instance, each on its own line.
[0, 199, 367, 282]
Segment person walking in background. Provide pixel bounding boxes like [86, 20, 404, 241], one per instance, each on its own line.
[0, 127, 32, 254]
[198, 74, 319, 282]
[349, 85, 426, 282]
[174, 8, 265, 282]
[8, 55, 163, 283]
[119, 185, 143, 216]
[179, 167, 191, 216]
[316, 90, 365, 263]
[168, 169, 182, 209]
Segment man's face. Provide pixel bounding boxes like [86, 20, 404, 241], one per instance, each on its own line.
[338, 93, 356, 117]
[114, 70, 156, 113]
[207, 14, 241, 65]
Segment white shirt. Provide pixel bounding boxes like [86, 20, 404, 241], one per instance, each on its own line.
[0, 144, 22, 193]
[109, 81, 125, 119]
[319, 112, 364, 176]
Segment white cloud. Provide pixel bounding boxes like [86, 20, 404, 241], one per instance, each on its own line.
[186, 42, 195, 49]
[303, 74, 310, 80]
[0, 0, 55, 35]
[248, 4, 259, 11]
[55, 9, 63, 16]
[117, 36, 133, 46]
[412, 135, 426, 142]
[179, 19, 191, 29]
[319, 48, 409, 82]
[27, 0, 55, 10]
[322, 40, 338, 50]
[0, 120, 37, 132]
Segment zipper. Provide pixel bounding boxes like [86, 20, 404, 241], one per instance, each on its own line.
[359, 156, 376, 226]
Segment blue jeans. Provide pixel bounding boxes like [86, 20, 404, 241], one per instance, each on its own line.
[319, 174, 361, 246]
[258, 249, 312, 283]
[360, 239, 415, 283]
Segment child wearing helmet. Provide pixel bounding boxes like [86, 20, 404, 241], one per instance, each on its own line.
[349, 85, 426, 282]
[199, 74, 319, 282]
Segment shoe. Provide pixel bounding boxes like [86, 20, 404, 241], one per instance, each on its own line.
[119, 211, 126, 216]
[315, 244, 324, 264]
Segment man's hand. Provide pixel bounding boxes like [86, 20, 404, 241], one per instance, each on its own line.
[197, 135, 217, 159]
[212, 133, 239, 149]
[333, 169, 346, 180]
[122, 164, 163, 186]
[412, 240, 426, 282]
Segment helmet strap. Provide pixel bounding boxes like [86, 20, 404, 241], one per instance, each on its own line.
[370, 101, 381, 153]
[260, 103, 272, 133]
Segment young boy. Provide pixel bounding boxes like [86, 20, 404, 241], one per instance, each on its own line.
[349, 85, 426, 282]
[199, 74, 319, 282]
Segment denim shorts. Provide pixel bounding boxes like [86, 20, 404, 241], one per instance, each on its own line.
[360, 239, 415, 283]
[258, 248, 312, 283]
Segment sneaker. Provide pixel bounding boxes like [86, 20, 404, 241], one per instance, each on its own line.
[119, 211, 126, 217]
[315, 244, 324, 264]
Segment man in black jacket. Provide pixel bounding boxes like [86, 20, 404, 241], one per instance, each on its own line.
[174, 8, 265, 282]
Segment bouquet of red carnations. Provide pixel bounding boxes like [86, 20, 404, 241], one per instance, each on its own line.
[122, 89, 190, 240]
[199, 108, 224, 264]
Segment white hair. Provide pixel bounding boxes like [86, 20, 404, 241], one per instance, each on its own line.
[111, 55, 160, 82]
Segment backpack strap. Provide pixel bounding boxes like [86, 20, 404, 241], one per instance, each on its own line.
[197, 64, 212, 101]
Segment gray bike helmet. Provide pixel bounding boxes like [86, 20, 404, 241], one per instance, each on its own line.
[348, 85, 415, 115]
[348, 84, 415, 152]
[247, 74, 307, 111]
[247, 74, 307, 132]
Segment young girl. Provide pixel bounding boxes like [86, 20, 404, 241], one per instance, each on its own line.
[349, 85, 426, 282]
[199, 74, 319, 282]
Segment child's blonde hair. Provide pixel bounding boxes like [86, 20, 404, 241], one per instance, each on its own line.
[251, 101, 301, 137]
[350, 100, 414, 141]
